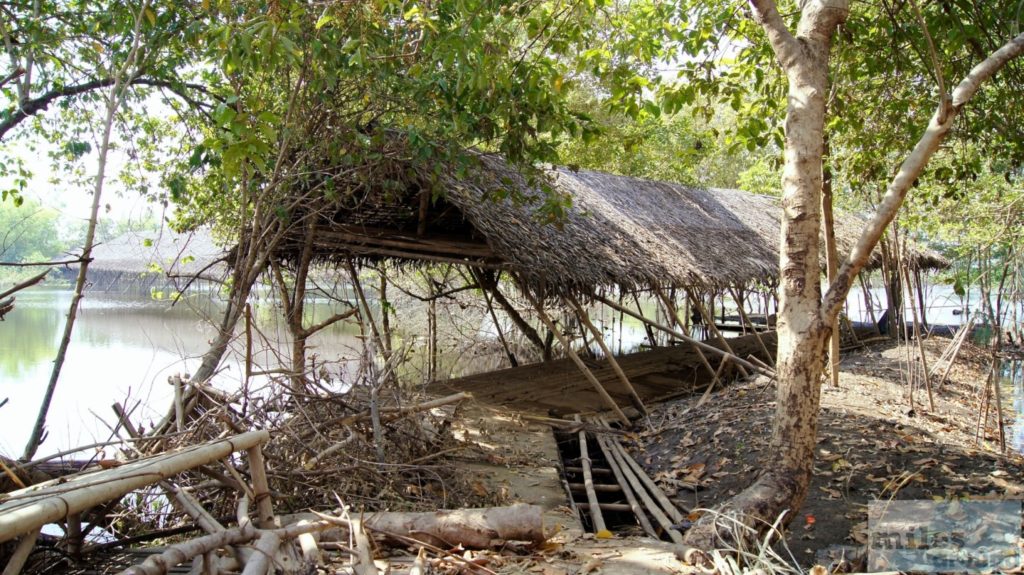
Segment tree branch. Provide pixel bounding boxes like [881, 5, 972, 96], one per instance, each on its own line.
[303, 307, 357, 338]
[0, 267, 48, 300]
[0, 256, 88, 267]
[909, 0, 947, 104]
[822, 31, 1024, 321]
[748, 0, 802, 70]
[0, 76, 214, 141]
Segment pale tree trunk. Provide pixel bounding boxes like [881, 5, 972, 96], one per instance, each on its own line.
[682, 0, 1024, 551]
[21, 2, 150, 461]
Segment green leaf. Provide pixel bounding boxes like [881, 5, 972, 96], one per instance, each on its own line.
[315, 14, 335, 29]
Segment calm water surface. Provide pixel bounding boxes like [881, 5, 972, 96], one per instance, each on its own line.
[0, 287, 366, 457]
[2, 284, 1020, 458]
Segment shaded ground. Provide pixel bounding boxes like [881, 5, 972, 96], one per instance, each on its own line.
[630, 336, 1024, 564]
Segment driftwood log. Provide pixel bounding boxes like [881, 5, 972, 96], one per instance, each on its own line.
[291, 503, 546, 549]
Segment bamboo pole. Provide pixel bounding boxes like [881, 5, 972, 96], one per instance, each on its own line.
[728, 287, 775, 367]
[936, 318, 975, 388]
[901, 256, 934, 410]
[596, 435, 657, 539]
[685, 289, 748, 377]
[473, 269, 519, 367]
[652, 289, 720, 385]
[1, 528, 40, 575]
[66, 513, 83, 560]
[567, 297, 647, 416]
[247, 445, 275, 528]
[575, 416, 607, 535]
[599, 419, 684, 524]
[598, 431, 683, 544]
[592, 294, 772, 377]
[240, 529, 281, 575]
[991, 358, 1006, 453]
[0, 431, 270, 544]
[521, 291, 629, 424]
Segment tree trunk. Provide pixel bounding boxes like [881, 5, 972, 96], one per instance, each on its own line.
[682, 1, 1024, 551]
[681, 0, 847, 549]
[21, 5, 149, 460]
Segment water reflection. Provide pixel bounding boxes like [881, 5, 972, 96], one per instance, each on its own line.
[0, 288, 367, 456]
[1004, 359, 1024, 453]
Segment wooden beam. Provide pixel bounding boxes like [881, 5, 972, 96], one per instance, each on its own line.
[316, 227, 495, 258]
[521, 290, 630, 425]
[566, 296, 648, 416]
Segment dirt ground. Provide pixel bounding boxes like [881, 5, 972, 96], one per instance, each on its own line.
[629, 336, 1024, 566]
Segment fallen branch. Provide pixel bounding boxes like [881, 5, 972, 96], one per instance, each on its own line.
[0, 268, 49, 301]
[119, 520, 335, 575]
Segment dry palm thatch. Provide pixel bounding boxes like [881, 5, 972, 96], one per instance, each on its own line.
[276, 153, 945, 297]
[71, 228, 228, 280]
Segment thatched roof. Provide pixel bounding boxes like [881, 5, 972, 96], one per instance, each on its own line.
[80, 228, 227, 278]
[446, 161, 780, 293]
[281, 154, 945, 296]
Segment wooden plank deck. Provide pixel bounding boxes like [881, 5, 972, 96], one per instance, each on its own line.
[428, 332, 776, 416]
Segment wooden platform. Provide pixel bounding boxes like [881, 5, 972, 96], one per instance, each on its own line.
[429, 332, 776, 416]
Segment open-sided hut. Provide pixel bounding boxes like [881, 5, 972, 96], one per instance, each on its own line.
[272, 154, 944, 419]
[67, 228, 228, 291]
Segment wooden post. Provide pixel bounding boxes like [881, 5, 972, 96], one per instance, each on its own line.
[172, 376, 185, 433]
[566, 297, 647, 416]
[521, 290, 630, 425]
[575, 416, 607, 535]
[66, 513, 83, 561]
[244, 303, 253, 385]
[685, 289, 749, 378]
[653, 289, 721, 385]
[592, 294, 772, 378]
[247, 445, 275, 528]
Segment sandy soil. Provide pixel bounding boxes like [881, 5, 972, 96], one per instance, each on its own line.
[629, 336, 1024, 566]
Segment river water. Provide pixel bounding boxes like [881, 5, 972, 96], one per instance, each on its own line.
[0, 287, 365, 457]
[1, 285, 1021, 459]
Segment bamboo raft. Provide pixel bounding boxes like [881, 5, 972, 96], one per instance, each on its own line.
[429, 331, 777, 416]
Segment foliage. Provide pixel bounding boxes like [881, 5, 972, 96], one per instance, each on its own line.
[163, 0, 617, 234]
[0, 197, 62, 263]
[557, 93, 780, 191]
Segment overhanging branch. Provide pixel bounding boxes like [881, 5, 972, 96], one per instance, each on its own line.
[0, 77, 214, 141]
[821, 31, 1024, 321]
